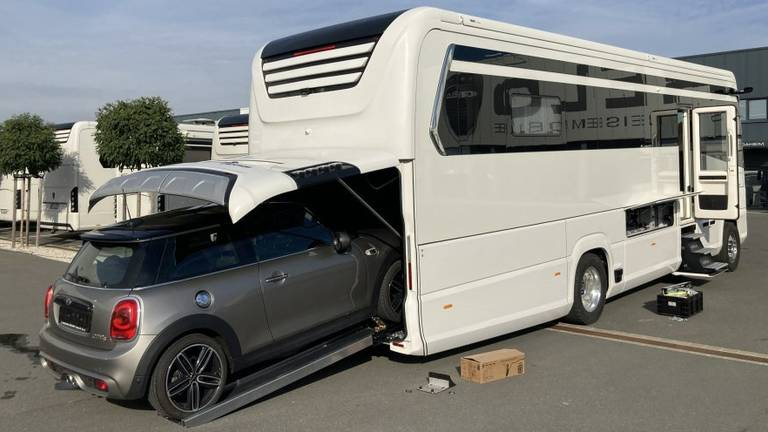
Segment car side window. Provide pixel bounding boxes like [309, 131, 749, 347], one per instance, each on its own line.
[158, 228, 240, 282]
[248, 204, 334, 261]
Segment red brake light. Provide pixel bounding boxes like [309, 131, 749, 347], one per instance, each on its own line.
[292, 44, 336, 57]
[94, 379, 109, 392]
[110, 299, 139, 340]
[44, 285, 53, 319]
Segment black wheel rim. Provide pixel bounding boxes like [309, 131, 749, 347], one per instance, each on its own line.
[388, 268, 405, 313]
[165, 344, 223, 413]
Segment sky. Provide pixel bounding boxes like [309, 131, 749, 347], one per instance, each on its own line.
[1, 0, 767, 123]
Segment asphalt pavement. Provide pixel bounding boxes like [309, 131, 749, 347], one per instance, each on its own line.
[1, 214, 767, 432]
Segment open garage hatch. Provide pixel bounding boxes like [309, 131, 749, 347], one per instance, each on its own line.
[88, 149, 398, 223]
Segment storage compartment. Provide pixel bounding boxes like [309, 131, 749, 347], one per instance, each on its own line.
[626, 201, 675, 236]
[656, 283, 703, 318]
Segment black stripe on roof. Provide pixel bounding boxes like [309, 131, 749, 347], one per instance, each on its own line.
[218, 114, 249, 127]
[261, 10, 408, 60]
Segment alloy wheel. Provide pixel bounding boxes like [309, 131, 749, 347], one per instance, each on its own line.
[165, 343, 224, 413]
[580, 266, 603, 313]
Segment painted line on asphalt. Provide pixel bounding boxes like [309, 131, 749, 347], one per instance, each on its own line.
[549, 323, 768, 367]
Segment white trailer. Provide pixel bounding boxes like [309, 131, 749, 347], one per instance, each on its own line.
[0, 122, 117, 230]
[1, 120, 216, 230]
[91, 8, 747, 359]
[212, 113, 249, 159]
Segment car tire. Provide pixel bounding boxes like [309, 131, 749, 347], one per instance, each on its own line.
[715, 222, 740, 272]
[148, 334, 228, 420]
[564, 253, 608, 325]
[376, 258, 405, 323]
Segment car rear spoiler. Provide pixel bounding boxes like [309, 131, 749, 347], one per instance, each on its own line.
[88, 149, 398, 223]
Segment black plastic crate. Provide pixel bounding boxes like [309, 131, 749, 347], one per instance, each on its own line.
[656, 284, 703, 318]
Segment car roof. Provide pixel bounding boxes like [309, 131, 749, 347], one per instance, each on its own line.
[80, 201, 306, 243]
[81, 204, 230, 242]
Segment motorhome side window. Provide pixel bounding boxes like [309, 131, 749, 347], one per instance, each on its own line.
[436, 45, 731, 156]
[698, 112, 728, 171]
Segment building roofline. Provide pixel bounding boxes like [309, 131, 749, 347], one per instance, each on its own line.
[678, 45, 768, 60]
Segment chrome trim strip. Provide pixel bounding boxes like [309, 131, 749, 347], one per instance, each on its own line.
[428, 44, 454, 156]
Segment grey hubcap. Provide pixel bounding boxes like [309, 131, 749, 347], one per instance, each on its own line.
[580, 266, 602, 313]
[166, 344, 223, 413]
[727, 233, 738, 263]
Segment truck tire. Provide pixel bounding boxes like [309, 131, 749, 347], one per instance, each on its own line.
[715, 222, 740, 272]
[376, 259, 405, 323]
[564, 253, 608, 325]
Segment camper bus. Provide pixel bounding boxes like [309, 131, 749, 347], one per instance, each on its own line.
[212, 113, 249, 159]
[88, 7, 746, 356]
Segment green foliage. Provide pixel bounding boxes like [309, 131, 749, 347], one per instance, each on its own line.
[95, 96, 184, 171]
[0, 113, 61, 177]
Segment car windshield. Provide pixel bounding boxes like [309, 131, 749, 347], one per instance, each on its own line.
[64, 240, 164, 288]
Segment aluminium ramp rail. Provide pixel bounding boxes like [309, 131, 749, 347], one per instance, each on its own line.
[181, 327, 374, 427]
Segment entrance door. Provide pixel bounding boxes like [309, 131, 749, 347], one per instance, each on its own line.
[653, 110, 693, 221]
[691, 106, 739, 220]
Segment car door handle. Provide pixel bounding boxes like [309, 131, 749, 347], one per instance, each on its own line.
[264, 272, 289, 283]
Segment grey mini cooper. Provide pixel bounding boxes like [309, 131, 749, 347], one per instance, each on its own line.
[39, 201, 402, 420]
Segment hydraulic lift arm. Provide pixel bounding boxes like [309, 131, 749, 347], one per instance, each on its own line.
[336, 178, 402, 240]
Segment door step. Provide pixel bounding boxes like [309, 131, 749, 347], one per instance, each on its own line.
[688, 245, 717, 255]
[682, 232, 704, 240]
[673, 262, 728, 280]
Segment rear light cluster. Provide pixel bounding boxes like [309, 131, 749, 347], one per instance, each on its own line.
[110, 299, 139, 340]
[44, 285, 53, 319]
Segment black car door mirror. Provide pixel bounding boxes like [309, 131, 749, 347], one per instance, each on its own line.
[334, 232, 352, 254]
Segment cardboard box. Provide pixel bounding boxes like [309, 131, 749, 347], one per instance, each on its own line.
[460, 349, 525, 384]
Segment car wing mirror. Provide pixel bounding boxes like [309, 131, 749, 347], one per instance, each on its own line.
[334, 232, 352, 254]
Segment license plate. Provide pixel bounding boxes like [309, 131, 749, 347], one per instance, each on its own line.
[59, 305, 92, 333]
[48, 203, 61, 210]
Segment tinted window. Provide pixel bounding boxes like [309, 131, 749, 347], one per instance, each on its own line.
[698, 112, 728, 171]
[65, 241, 164, 288]
[158, 228, 240, 282]
[234, 204, 333, 262]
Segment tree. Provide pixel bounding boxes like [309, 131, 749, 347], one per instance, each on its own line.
[95, 96, 184, 171]
[0, 113, 61, 177]
[0, 113, 62, 247]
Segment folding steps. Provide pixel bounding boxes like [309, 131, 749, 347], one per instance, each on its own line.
[674, 231, 728, 279]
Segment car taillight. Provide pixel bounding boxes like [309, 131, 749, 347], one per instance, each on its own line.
[44, 285, 53, 319]
[110, 299, 139, 340]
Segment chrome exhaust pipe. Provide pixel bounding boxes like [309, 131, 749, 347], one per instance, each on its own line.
[54, 374, 80, 391]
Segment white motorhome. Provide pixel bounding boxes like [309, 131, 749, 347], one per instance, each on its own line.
[212, 113, 249, 159]
[91, 8, 747, 357]
[0, 122, 117, 230]
[0, 120, 217, 230]
[178, 120, 215, 162]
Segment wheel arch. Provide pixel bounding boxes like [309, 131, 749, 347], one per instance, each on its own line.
[127, 315, 241, 399]
[568, 234, 613, 307]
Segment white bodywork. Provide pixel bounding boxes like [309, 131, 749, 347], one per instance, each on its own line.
[212, 115, 249, 160]
[243, 8, 745, 356]
[0, 122, 118, 230]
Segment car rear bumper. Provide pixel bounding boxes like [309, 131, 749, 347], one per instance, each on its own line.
[38, 325, 155, 400]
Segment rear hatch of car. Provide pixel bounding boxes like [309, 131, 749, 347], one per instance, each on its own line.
[88, 149, 398, 224]
[48, 240, 162, 350]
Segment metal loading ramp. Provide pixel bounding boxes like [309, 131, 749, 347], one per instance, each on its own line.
[181, 327, 374, 427]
